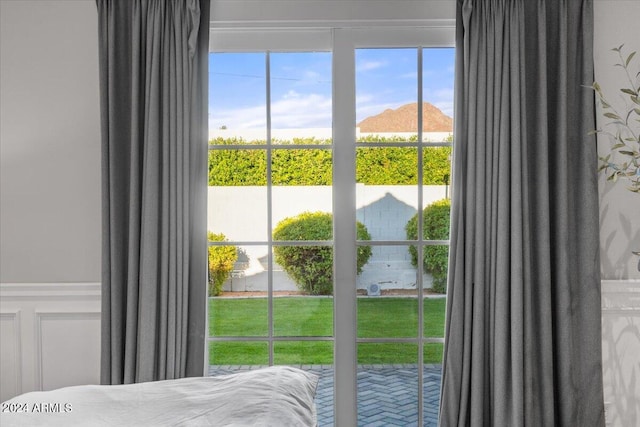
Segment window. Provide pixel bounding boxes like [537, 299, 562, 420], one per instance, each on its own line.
[208, 26, 454, 426]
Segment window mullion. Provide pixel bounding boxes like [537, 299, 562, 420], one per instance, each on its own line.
[265, 52, 274, 366]
[332, 28, 358, 427]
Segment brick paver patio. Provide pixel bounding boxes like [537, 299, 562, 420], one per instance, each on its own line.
[209, 364, 442, 426]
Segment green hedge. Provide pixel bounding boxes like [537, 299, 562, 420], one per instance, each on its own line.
[272, 212, 372, 295]
[209, 136, 451, 186]
[208, 232, 238, 296]
[405, 198, 451, 294]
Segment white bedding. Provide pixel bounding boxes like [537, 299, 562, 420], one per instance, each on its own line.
[0, 366, 318, 426]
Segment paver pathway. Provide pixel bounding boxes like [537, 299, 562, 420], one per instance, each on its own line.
[209, 364, 442, 426]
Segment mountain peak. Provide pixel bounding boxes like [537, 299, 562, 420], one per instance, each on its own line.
[357, 102, 452, 132]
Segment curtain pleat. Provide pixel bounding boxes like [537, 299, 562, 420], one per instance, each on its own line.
[440, 0, 604, 425]
[96, 0, 210, 385]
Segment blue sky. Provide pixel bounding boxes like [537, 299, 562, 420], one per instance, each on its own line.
[209, 48, 454, 130]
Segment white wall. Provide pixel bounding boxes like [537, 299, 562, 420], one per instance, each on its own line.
[0, 0, 102, 402]
[0, 0, 101, 283]
[594, 1, 640, 280]
[210, 0, 455, 27]
[594, 2, 640, 425]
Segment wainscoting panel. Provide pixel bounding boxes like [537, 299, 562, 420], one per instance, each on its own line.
[0, 283, 101, 401]
[601, 279, 640, 427]
[0, 310, 22, 402]
[36, 311, 101, 391]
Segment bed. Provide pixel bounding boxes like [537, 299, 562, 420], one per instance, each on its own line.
[0, 366, 319, 426]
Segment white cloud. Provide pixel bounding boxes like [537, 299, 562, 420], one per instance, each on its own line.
[210, 91, 332, 131]
[271, 93, 332, 128]
[356, 60, 387, 72]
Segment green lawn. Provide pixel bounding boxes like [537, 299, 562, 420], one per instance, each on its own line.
[209, 297, 446, 365]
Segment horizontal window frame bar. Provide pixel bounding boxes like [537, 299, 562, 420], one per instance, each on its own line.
[208, 336, 334, 342]
[356, 240, 450, 246]
[208, 144, 333, 150]
[356, 337, 444, 344]
[207, 337, 443, 343]
[208, 240, 450, 246]
[355, 141, 452, 148]
[209, 142, 452, 150]
[208, 240, 334, 247]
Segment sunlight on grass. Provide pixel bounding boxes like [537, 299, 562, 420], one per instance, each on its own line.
[274, 341, 333, 365]
[209, 341, 269, 365]
[210, 298, 268, 336]
[358, 343, 418, 364]
[208, 296, 446, 365]
[274, 298, 333, 337]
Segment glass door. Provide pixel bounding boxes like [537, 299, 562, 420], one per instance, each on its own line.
[207, 48, 335, 421]
[208, 27, 454, 426]
[354, 46, 453, 426]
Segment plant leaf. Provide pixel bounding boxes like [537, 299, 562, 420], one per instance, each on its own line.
[604, 112, 622, 120]
[626, 51, 636, 67]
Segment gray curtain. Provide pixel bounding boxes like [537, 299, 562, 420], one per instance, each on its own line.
[440, 0, 604, 425]
[96, 0, 210, 384]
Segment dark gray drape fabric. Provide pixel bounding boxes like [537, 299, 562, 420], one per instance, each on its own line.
[96, 0, 210, 384]
[440, 0, 604, 425]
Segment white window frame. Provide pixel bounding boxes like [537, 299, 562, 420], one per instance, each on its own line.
[209, 21, 454, 427]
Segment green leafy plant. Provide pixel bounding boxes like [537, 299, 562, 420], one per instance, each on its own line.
[207, 232, 238, 296]
[208, 136, 451, 186]
[272, 211, 372, 295]
[405, 198, 451, 293]
[592, 45, 640, 193]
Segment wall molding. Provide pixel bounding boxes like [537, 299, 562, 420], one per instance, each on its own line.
[602, 279, 640, 311]
[34, 311, 101, 390]
[0, 310, 23, 398]
[0, 282, 101, 300]
[600, 280, 640, 427]
[0, 282, 101, 401]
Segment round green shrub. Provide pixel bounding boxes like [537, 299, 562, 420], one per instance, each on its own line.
[272, 212, 372, 295]
[208, 232, 238, 296]
[405, 198, 451, 293]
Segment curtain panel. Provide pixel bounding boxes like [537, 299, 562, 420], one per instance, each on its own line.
[96, 0, 210, 384]
[440, 0, 604, 425]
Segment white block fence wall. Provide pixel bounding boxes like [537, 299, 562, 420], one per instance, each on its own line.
[207, 185, 449, 292]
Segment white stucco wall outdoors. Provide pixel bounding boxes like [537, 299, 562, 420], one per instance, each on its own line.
[208, 185, 449, 292]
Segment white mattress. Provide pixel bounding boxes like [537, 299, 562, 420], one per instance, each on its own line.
[1, 366, 319, 426]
